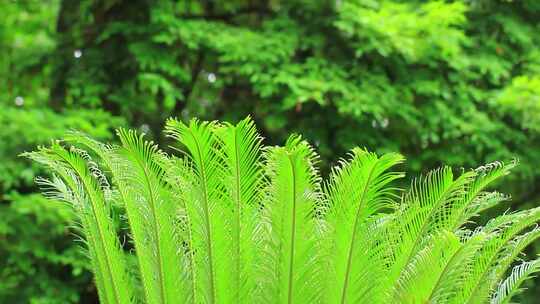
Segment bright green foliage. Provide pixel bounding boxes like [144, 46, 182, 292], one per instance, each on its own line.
[31, 143, 133, 304]
[4, 0, 540, 302]
[335, 1, 468, 62]
[0, 106, 123, 190]
[28, 0, 540, 200]
[259, 136, 325, 303]
[324, 149, 405, 303]
[497, 75, 540, 132]
[492, 259, 540, 304]
[26, 117, 540, 304]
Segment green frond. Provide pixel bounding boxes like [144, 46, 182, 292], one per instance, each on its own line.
[388, 167, 476, 299]
[215, 116, 264, 303]
[454, 207, 540, 304]
[69, 129, 192, 303]
[155, 153, 199, 301]
[258, 135, 325, 304]
[36, 174, 111, 304]
[393, 230, 462, 303]
[427, 230, 494, 303]
[64, 131, 164, 303]
[165, 118, 231, 304]
[491, 258, 540, 304]
[458, 191, 511, 228]
[323, 149, 404, 303]
[26, 119, 540, 304]
[115, 128, 189, 304]
[24, 144, 134, 304]
[493, 227, 540, 281]
[453, 161, 516, 229]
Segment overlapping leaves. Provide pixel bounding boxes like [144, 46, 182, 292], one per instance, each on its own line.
[25, 117, 539, 303]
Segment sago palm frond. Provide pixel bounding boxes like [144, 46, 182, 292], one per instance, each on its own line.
[23, 143, 134, 304]
[323, 149, 404, 303]
[426, 230, 494, 302]
[453, 161, 515, 229]
[26, 117, 540, 304]
[491, 258, 540, 304]
[450, 207, 540, 304]
[66, 130, 191, 304]
[258, 135, 326, 304]
[165, 118, 235, 304]
[214, 117, 264, 302]
[115, 129, 188, 304]
[387, 167, 475, 298]
[394, 230, 463, 303]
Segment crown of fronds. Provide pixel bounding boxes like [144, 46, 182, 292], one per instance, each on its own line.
[24, 117, 540, 304]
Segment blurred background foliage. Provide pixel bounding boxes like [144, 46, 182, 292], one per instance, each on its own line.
[1, 0, 540, 302]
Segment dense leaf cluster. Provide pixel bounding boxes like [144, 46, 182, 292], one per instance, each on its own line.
[27, 117, 540, 304]
[2, 0, 540, 302]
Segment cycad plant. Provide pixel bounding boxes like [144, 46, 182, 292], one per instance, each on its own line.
[25, 117, 540, 304]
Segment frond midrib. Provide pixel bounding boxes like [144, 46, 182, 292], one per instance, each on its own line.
[340, 161, 377, 304]
[188, 128, 217, 304]
[128, 146, 167, 304]
[233, 127, 242, 303]
[287, 153, 298, 304]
